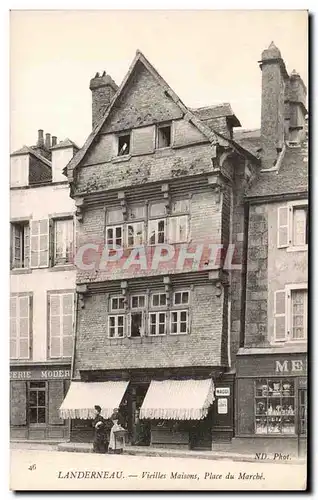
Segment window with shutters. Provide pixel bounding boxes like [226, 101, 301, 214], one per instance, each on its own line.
[291, 206, 308, 247]
[53, 218, 74, 265]
[277, 201, 308, 250]
[10, 222, 30, 269]
[48, 292, 74, 358]
[273, 285, 307, 343]
[10, 294, 32, 359]
[30, 219, 49, 267]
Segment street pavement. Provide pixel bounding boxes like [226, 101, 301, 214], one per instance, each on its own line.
[10, 447, 307, 491]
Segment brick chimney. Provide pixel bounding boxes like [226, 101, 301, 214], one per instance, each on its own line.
[288, 69, 307, 143]
[45, 133, 51, 149]
[52, 136, 57, 147]
[259, 42, 289, 169]
[37, 129, 44, 147]
[89, 71, 118, 129]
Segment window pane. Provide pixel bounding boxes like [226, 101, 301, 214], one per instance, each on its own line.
[172, 199, 189, 214]
[107, 209, 123, 224]
[29, 407, 38, 424]
[38, 391, 46, 406]
[174, 293, 181, 305]
[181, 292, 189, 304]
[150, 202, 166, 218]
[38, 407, 46, 424]
[291, 290, 307, 339]
[152, 295, 159, 307]
[160, 294, 166, 306]
[29, 391, 37, 407]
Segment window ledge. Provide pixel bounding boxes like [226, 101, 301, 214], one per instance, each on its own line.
[49, 264, 76, 272]
[11, 268, 32, 275]
[286, 245, 308, 253]
[112, 154, 132, 164]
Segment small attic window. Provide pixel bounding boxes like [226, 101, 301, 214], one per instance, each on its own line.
[156, 124, 171, 149]
[118, 133, 131, 156]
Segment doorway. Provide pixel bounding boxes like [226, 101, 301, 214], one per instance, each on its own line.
[129, 384, 150, 446]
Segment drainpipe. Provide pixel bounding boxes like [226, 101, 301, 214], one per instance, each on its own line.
[71, 291, 79, 380]
[240, 202, 250, 347]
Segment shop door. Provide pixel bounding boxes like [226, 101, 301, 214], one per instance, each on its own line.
[190, 408, 212, 450]
[28, 381, 47, 440]
[298, 389, 307, 457]
[130, 385, 150, 446]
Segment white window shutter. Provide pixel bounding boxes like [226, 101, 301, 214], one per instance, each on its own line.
[24, 224, 30, 268]
[10, 296, 18, 358]
[30, 220, 40, 267]
[277, 207, 289, 248]
[62, 293, 74, 357]
[19, 295, 30, 359]
[50, 294, 61, 357]
[30, 220, 49, 267]
[140, 311, 145, 337]
[274, 290, 287, 341]
[39, 219, 49, 267]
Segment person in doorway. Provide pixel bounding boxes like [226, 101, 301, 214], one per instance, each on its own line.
[108, 408, 126, 454]
[92, 405, 110, 454]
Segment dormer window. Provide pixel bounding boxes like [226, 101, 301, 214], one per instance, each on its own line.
[118, 133, 131, 156]
[156, 124, 171, 149]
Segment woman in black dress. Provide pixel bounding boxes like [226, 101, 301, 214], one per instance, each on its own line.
[92, 405, 111, 453]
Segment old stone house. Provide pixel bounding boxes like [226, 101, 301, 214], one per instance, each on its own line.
[60, 43, 307, 452]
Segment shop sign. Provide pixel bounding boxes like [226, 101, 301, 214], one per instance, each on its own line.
[10, 369, 71, 380]
[217, 398, 228, 414]
[275, 360, 306, 374]
[215, 387, 230, 397]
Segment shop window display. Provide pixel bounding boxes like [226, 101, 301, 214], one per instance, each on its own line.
[255, 379, 295, 435]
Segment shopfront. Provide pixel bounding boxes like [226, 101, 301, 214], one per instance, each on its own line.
[63, 368, 235, 450]
[10, 364, 71, 441]
[235, 350, 307, 457]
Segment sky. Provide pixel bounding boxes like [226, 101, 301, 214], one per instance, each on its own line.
[10, 10, 308, 152]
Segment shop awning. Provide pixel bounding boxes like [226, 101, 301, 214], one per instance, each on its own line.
[59, 381, 129, 420]
[139, 379, 215, 421]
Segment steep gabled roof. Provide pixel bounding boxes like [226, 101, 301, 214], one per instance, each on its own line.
[191, 103, 241, 127]
[65, 51, 222, 177]
[246, 139, 308, 199]
[10, 144, 52, 168]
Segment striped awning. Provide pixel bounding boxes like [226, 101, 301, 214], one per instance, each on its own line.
[139, 379, 215, 421]
[59, 381, 129, 420]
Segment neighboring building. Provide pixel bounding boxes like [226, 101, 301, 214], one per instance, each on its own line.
[10, 130, 78, 440]
[60, 51, 260, 449]
[234, 43, 308, 456]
